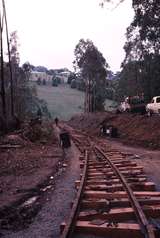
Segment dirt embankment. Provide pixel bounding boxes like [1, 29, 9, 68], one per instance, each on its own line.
[69, 112, 160, 149]
[0, 121, 65, 231]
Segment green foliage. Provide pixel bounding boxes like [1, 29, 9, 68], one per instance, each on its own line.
[10, 31, 20, 66]
[120, 0, 160, 101]
[52, 77, 60, 86]
[105, 88, 115, 100]
[22, 62, 34, 81]
[24, 120, 53, 142]
[117, 55, 160, 102]
[124, 1, 160, 63]
[19, 83, 51, 120]
[74, 38, 109, 111]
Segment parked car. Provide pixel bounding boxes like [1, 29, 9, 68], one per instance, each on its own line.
[146, 96, 160, 116]
[118, 96, 146, 113]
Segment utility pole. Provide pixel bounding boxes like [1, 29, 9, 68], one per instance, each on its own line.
[2, 0, 14, 116]
[0, 6, 6, 117]
[0, 0, 14, 121]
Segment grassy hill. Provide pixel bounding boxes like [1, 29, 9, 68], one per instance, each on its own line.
[37, 84, 84, 120]
[36, 83, 118, 121]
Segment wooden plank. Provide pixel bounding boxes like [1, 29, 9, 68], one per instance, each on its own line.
[84, 191, 160, 199]
[81, 198, 131, 209]
[125, 174, 147, 179]
[83, 182, 155, 192]
[88, 174, 116, 179]
[127, 177, 147, 182]
[76, 221, 145, 238]
[131, 182, 155, 191]
[85, 177, 147, 185]
[82, 197, 160, 209]
[78, 205, 160, 221]
[88, 170, 144, 177]
[78, 208, 135, 221]
[85, 184, 124, 192]
[88, 166, 143, 172]
[88, 162, 137, 168]
[114, 162, 137, 167]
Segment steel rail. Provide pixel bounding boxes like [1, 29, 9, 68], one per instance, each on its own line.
[60, 149, 89, 238]
[95, 145, 155, 238]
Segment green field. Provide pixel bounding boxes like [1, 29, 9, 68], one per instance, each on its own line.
[37, 84, 84, 120]
[37, 83, 117, 121]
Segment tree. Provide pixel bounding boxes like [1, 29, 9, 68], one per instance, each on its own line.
[74, 39, 109, 112]
[123, 1, 160, 63]
[22, 62, 34, 81]
[119, 0, 160, 101]
[117, 61, 143, 100]
[10, 31, 20, 66]
[99, 0, 125, 9]
[34, 66, 48, 72]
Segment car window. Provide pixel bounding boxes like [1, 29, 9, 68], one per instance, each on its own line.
[156, 97, 160, 103]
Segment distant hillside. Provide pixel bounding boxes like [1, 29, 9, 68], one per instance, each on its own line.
[37, 84, 84, 120]
[37, 83, 118, 121]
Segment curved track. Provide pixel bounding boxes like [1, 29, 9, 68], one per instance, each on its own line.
[60, 131, 160, 238]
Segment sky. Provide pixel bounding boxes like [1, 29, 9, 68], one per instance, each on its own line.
[4, 0, 134, 72]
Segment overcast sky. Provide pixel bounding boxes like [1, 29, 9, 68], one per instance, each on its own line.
[5, 0, 134, 72]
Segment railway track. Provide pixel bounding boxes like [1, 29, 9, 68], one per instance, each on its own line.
[60, 132, 160, 238]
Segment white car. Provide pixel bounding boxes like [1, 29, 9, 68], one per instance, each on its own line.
[146, 96, 160, 115]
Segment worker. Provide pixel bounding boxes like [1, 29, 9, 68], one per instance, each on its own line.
[37, 108, 42, 118]
[36, 108, 42, 124]
[110, 126, 118, 138]
[59, 128, 71, 149]
[100, 122, 106, 136]
[54, 117, 59, 126]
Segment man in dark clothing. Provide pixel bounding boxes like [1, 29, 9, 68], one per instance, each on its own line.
[54, 117, 59, 126]
[100, 123, 106, 136]
[37, 108, 42, 118]
[110, 126, 118, 138]
[59, 129, 71, 149]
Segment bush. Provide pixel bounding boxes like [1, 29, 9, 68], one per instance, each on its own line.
[24, 120, 54, 143]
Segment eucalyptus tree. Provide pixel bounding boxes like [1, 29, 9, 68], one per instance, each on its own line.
[74, 39, 109, 112]
[116, 0, 160, 101]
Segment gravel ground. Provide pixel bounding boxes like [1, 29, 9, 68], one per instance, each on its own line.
[2, 143, 81, 238]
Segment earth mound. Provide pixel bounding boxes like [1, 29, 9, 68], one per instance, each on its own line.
[69, 112, 160, 149]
